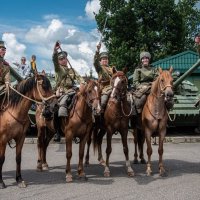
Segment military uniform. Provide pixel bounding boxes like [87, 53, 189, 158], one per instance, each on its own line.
[52, 51, 84, 117]
[132, 52, 158, 113]
[93, 51, 113, 111]
[0, 58, 10, 108]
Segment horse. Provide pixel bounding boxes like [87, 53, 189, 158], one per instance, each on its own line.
[36, 102, 58, 171]
[0, 74, 57, 189]
[142, 67, 173, 176]
[92, 69, 134, 177]
[60, 79, 101, 182]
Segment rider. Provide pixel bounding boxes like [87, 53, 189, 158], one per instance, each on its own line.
[53, 41, 84, 142]
[132, 51, 158, 114]
[16, 56, 31, 79]
[0, 41, 10, 109]
[93, 43, 114, 115]
[30, 55, 38, 75]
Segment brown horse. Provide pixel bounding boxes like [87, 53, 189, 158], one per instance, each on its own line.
[93, 69, 134, 177]
[142, 67, 173, 176]
[61, 79, 101, 182]
[36, 102, 57, 171]
[0, 74, 57, 189]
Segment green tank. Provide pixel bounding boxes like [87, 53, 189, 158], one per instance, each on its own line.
[168, 58, 200, 127]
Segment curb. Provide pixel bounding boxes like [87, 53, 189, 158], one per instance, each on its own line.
[23, 135, 200, 144]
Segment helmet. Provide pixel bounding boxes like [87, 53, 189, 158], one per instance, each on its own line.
[58, 51, 68, 59]
[100, 52, 108, 60]
[140, 51, 151, 60]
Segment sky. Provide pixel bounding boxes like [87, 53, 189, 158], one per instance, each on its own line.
[0, 0, 102, 77]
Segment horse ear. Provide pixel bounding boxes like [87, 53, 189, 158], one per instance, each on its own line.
[42, 70, 46, 75]
[122, 67, 128, 74]
[112, 66, 117, 74]
[169, 66, 173, 74]
[84, 76, 90, 83]
[158, 67, 163, 74]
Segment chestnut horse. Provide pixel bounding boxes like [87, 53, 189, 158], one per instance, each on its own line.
[61, 80, 101, 182]
[0, 74, 57, 189]
[92, 69, 134, 177]
[142, 67, 173, 176]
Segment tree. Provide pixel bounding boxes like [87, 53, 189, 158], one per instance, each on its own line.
[95, 0, 200, 73]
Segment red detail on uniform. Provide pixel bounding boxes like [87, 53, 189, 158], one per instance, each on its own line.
[3, 60, 9, 66]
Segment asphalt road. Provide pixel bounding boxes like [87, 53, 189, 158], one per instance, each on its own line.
[1, 142, 200, 200]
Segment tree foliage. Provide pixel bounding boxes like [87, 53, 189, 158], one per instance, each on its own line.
[95, 0, 200, 72]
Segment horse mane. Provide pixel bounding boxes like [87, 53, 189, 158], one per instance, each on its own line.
[9, 75, 52, 107]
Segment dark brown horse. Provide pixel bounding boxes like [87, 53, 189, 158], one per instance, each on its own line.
[142, 67, 173, 176]
[0, 74, 57, 189]
[61, 80, 101, 182]
[93, 69, 134, 177]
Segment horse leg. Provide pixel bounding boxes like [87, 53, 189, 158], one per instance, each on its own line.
[78, 138, 88, 181]
[97, 129, 106, 166]
[138, 129, 146, 164]
[84, 131, 92, 167]
[41, 128, 54, 171]
[0, 143, 6, 189]
[120, 130, 134, 177]
[158, 130, 167, 177]
[65, 137, 73, 183]
[145, 130, 153, 176]
[104, 130, 112, 177]
[133, 128, 139, 164]
[15, 137, 27, 188]
[37, 127, 44, 171]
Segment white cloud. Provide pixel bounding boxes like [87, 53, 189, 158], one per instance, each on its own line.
[85, 0, 100, 20]
[3, 33, 26, 63]
[2, 18, 101, 78]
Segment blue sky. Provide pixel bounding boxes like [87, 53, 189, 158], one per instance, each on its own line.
[0, 0, 101, 76]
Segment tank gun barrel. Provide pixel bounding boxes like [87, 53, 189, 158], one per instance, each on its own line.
[173, 59, 200, 88]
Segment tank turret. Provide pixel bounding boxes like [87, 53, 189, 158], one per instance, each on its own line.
[173, 59, 200, 88]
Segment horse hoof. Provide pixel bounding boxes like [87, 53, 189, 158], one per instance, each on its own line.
[66, 175, 73, 183]
[104, 171, 110, 177]
[140, 159, 147, 164]
[84, 162, 90, 167]
[160, 171, 168, 177]
[0, 182, 6, 189]
[42, 164, 49, 171]
[36, 167, 42, 172]
[18, 181, 27, 188]
[128, 171, 135, 177]
[133, 159, 139, 164]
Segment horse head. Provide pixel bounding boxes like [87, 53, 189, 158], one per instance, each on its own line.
[34, 73, 58, 119]
[79, 79, 101, 116]
[110, 69, 128, 101]
[157, 67, 174, 103]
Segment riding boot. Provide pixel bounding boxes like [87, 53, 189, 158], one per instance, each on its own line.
[58, 94, 69, 117]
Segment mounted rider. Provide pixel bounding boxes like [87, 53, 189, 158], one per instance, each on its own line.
[0, 41, 10, 110]
[53, 41, 84, 117]
[93, 43, 114, 114]
[132, 51, 158, 114]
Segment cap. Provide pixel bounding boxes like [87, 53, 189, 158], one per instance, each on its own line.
[0, 41, 6, 49]
[58, 51, 68, 59]
[99, 52, 108, 59]
[140, 51, 151, 60]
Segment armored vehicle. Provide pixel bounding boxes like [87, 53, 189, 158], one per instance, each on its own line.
[168, 59, 200, 127]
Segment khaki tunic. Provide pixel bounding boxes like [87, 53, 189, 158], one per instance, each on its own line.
[132, 65, 158, 90]
[93, 51, 113, 94]
[52, 52, 84, 94]
[0, 64, 10, 95]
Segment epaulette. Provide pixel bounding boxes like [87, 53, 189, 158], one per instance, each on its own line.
[3, 60, 10, 66]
